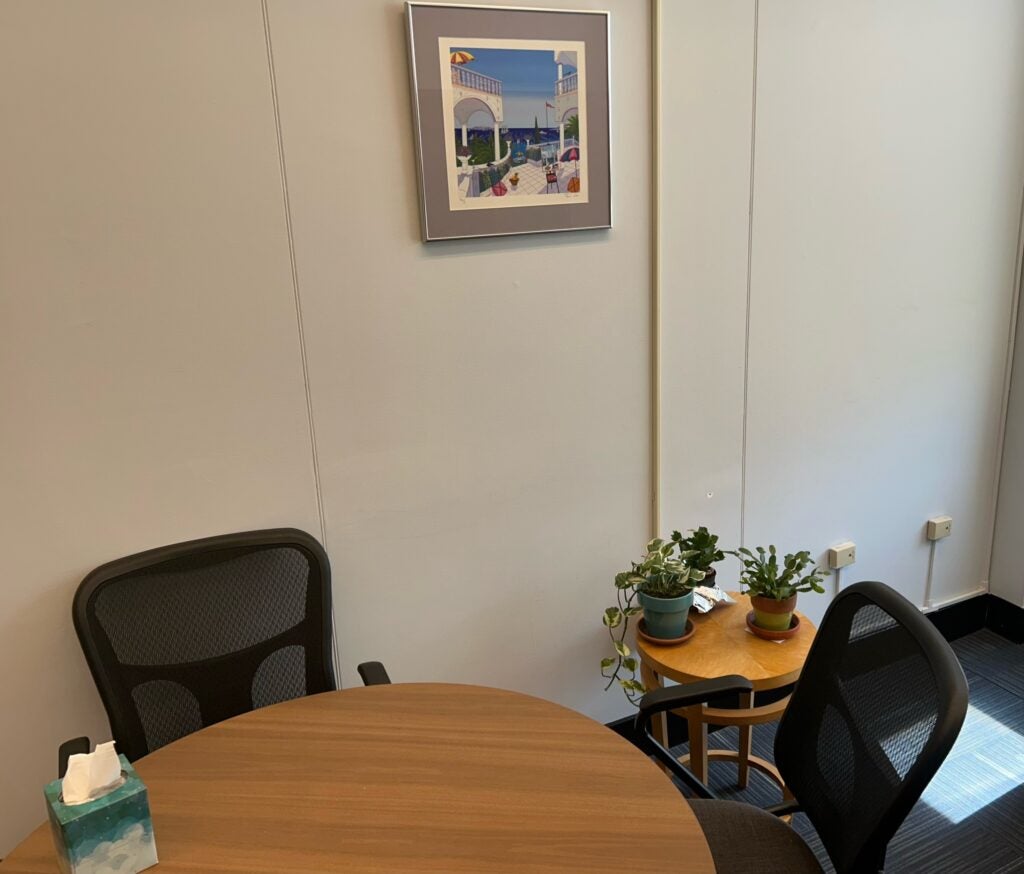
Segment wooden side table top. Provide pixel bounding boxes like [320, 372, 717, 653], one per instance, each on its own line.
[0, 684, 714, 873]
[637, 592, 817, 691]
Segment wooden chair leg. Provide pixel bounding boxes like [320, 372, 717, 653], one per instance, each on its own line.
[686, 703, 708, 784]
[640, 661, 668, 754]
[737, 689, 754, 788]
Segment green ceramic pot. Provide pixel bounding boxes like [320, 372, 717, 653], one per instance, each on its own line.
[638, 589, 694, 640]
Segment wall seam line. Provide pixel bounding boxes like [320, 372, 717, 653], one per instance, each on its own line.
[260, 0, 340, 676]
[651, 0, 662, 537]
[740, 0, 759, 548]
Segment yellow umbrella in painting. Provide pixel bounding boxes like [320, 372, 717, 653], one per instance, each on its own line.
[450, 50, 475, 65]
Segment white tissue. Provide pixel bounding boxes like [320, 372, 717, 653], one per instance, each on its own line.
[62, 741, 124, 805]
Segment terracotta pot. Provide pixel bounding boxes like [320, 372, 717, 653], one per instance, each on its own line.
[750, 593, 797, 632]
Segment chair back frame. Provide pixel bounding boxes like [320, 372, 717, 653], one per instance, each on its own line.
[73, 528, 336, 760]
[774, 581, 968, 874]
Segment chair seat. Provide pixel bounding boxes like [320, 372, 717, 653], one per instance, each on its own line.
[688, 799, 823, 874]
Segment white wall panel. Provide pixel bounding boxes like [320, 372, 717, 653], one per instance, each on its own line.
[265, 0, 652, 725]
[657, 0, 755, 567]
[659, 0, 1024, 625]
[745, 0, 1024, 622]
[0, 0, 320, 854]
[990, 245, 1024, 607]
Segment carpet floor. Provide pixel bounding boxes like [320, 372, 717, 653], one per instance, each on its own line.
[668, 629, 1024, 873]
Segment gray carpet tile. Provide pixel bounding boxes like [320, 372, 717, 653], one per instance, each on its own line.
[668, 629, 1024, 873]
[954, 630, 1024, 700]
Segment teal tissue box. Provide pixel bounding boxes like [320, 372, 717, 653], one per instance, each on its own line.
[44, 754, 158, 874]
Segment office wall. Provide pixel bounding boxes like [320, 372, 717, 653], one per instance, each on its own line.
[0, 0, 651, 855]
[660, 0, 1024, 624]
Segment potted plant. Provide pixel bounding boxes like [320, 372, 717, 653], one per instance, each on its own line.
[508, 172, 520, 190]
[733, 545, 826, 638]
[600, 537, 705, 704]
[672, 526, 725, 587]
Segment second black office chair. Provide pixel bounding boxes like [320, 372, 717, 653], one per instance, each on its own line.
[72, 528, 385, 762]
[637, 581, 968, 874]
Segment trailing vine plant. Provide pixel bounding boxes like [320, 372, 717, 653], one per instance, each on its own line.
[600, 536, 705, 705]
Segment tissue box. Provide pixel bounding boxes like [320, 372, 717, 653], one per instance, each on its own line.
[44, 754, 158, 874]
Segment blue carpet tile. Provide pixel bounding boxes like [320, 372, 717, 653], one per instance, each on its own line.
[668, 629, 1024, 873]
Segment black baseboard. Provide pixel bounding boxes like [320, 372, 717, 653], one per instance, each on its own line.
[985, 593, 1024, 643]
[926, 592, 1024, 643]
[926, 593, 990, 641]
[606, 591, 1024, 743]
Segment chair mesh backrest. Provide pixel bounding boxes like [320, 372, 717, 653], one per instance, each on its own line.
[774, 582, 967, 874]
[74, 529, 336, 761]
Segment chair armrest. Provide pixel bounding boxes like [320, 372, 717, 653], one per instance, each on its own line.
[58, 736, 90, 779]
[357, 661, 392, 686]
[636, 675, 753, 724]
[635, 675, 753, 800]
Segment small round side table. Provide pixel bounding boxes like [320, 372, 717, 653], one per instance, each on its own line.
[636, 592, 817, 794]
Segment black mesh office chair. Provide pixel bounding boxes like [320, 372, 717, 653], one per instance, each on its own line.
[72, 528, 341, 761]
[637, 581, 968, 874]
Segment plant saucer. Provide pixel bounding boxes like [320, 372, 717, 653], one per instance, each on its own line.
[746, 611, 801, 641]
[637, 618, 695, 645]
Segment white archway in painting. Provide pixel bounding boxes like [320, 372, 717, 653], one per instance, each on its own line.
[451, 65, 504, 163]
[453, 96, 496, 129]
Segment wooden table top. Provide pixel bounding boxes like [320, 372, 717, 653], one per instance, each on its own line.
[637, 593, 817, 691]
[1, 684, 713, 873]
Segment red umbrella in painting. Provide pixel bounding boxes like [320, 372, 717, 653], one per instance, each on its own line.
[561, 147, 580, 191]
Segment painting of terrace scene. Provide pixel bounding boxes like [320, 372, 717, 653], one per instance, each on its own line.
[439, 39, 587, 210]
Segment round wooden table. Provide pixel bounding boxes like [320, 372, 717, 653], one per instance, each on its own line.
[0, 684, 714, 873]
[637, 593, 816, 793]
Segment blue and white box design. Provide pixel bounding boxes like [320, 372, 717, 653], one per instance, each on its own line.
[44, 755, 158, 874]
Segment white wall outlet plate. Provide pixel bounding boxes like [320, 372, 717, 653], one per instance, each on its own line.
[827, 541, 856, 569]
[927, 516, 953, 540]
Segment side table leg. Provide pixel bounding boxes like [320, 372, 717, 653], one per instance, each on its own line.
[737, 689, 754, 789]
[686, 703, 708, 784]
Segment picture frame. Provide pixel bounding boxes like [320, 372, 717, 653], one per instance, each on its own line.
[405, 2, 612, 241]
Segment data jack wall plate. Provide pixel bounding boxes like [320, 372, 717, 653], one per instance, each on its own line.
[828, 542, 856, 569]
[927, 516, 953, 541]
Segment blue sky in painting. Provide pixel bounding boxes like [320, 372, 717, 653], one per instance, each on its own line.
[451, 47, 577, 127]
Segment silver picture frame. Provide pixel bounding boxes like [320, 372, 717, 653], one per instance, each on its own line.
[406, 2, 612, 241]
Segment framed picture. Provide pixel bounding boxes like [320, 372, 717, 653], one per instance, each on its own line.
[405, 2, 611, 241]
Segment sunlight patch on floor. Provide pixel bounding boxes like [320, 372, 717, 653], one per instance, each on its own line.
[920, 703, 1024, 825]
